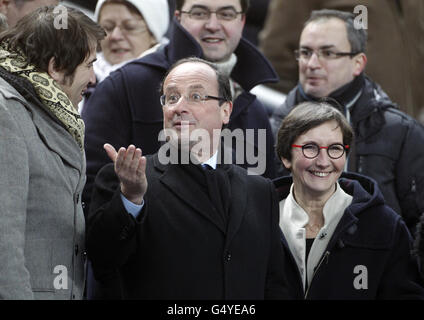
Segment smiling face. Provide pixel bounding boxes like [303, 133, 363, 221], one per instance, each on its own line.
[52, 48, 97, 109]
[99, 3, 155, 65]
[282, 120, 346, 201]
[299, 18, 364, 98]
[176, 0, 245, 62]
[162, 61, 232, 156]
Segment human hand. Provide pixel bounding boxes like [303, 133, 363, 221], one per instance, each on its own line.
[104, 143, 147, 204]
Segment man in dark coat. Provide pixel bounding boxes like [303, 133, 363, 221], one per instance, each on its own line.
[82, 0, 277, 214]
[86, 58, 291, 299]
[270, 9, 424, 235]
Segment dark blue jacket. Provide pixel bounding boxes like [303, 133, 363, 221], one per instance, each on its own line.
[82, 19, 278, 212]
[274, 172, 424, 299]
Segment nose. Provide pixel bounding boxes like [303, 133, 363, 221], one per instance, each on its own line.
[306, 51, 322, 69]
[315, 148, 331, 167]
[109, 25, 125, 40]
[205, 13, 221, 30]
[167, 96, 190, 115]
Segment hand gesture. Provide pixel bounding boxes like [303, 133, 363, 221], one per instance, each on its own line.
[104, 143, 147, 204]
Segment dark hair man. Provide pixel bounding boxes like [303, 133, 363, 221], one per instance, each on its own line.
[270, 9, 424, 235]
[0, 6, 105, 299]
[86, 57, 291, 299]
[81, 0, 278, 217]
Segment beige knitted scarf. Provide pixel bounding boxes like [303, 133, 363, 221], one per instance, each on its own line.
[0, 42, 85, 151]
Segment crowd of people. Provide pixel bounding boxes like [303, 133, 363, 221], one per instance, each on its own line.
[0, 0, 423, 300]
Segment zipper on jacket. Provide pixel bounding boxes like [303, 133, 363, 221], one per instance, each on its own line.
[304, 251, 331, 299]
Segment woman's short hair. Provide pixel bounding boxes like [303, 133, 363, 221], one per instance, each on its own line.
[276, 101, 354, 162]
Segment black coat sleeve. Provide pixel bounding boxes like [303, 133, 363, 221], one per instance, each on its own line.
[81, 73, 133, 216]
[265, 179, 300, 299]
[86, 163, 140, 279]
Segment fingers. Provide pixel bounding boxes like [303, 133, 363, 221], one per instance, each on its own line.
[137, 154, 147, 177]
[110, 145, 148, 203]
[104, 143, 117, 162]
[103, 143, 146, 173]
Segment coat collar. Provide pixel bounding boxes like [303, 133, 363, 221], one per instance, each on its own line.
[274, 172, 386, 251]
[0, 75, 84, 173]
[137, 18, 279, 91]
[152, 152, 247, 245]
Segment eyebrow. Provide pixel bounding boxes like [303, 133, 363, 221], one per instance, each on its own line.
[188, 84, 205, 90]
[189, 4, 237, 11]
[164, 84, 206, 92]
[300, 45, 336, 50]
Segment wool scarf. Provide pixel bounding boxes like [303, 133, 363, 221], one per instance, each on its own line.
[0, 42, 85, 151]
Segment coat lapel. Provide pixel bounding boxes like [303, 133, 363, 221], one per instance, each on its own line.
[223, 165, 247, 252]
[154, 155, 227, 233]
[31, 105, 84, 173]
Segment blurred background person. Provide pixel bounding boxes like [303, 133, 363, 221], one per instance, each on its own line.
[92, 0, 169, 83]
[259, 0, 424, 123]
[79, 0, 170, 113]
[0, 0, 59, 27]
[0, 12, 7, 31]
[274, 101, 424, 299]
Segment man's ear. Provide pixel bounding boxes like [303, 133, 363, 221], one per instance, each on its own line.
[221, 101, 233, 125]
[353, 53, 367, 77]
[174, 10, 181, 22]
[47, 57, 63, 82]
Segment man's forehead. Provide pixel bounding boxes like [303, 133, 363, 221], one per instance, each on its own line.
[166, 62, 216, 82]
[182, 0, 242, 9]
[300, 18, 349, 47]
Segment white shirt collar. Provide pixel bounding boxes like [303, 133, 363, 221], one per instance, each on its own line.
[202, 151, 218, 169]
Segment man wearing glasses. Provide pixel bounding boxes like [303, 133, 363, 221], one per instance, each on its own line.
[270, 9, 424, 236]
[82, 0, 278, 217]
[86, 57, 292, 299]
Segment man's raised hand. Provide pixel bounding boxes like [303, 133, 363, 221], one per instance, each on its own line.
[104, 143, 147, 204]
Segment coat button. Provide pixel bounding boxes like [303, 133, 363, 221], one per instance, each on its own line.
[225, 252, 231, 262]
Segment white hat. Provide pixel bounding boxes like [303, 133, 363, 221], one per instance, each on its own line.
[94, 0, 170, 42]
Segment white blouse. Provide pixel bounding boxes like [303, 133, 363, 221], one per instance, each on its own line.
[279, 182, 353, 290]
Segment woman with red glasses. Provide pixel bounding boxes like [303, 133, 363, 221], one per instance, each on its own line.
[274, 101, 424, 299]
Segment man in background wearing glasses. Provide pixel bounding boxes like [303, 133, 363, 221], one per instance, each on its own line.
[85, 57, 292, 299]
[82, 0, 278, 218]
[270, 9, 424, 236]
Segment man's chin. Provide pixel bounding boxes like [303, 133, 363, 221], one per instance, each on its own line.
[303, 86, 328, 99]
